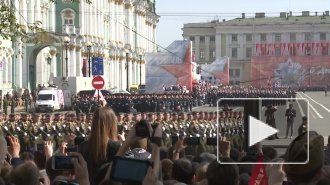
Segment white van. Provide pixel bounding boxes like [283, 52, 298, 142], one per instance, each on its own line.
[35, 89, 64, 113]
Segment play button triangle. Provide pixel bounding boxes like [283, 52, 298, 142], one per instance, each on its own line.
[249, 116, 279, 147]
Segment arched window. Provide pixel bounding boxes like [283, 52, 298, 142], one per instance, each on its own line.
[61, 8, 75, 33]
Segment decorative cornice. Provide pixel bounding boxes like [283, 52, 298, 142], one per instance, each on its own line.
[75, 46, 82, 51]
[50, 50, 57, 56]
[68, 45, 76, 51]
[125, 3, 133, 9]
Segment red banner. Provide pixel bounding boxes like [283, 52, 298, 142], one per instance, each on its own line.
[321, 42, 324, 55]
[251, 56, 330, 87]
[249, 155, 269, 185]
[82, 59, 87, 77]
[256, 43, 260, 55]
[272, 43, 276, 56]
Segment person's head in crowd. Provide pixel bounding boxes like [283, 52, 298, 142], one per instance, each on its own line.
[87, 113, 93, 121]
[238, 111, 244, 118]
[262, 146, 277, 160]
[195, 162, 209, 182]
[45, 113, 52, 123]
[171, 158, 196, 184]
[192, 156, 205, 164]
[207, 158, 239, 185]
[117, 113, 124, 122]
[88, 107, 118, 162]
[187, 113, 193, 120]
[200, 152, 216, 163]
[141, 112, 147, 120]
[34, 150, 46, 170]
[284, 131, 324, 184]
[80, 113, 86, 122]
[20, 152, 34, 163]
[192, 111, 199, 120]
[20, 113, 28, 121]
[147, 113, 155, 122]
[162, 159, 173, 181]
[70, 113, 77, 122]
[172, 112, 178, 121]
[238, 173, 250, 185]
[1, 161, 13, 181]
[64, 133, 76, 145]
[133, 113, 141, 122]
[199, 111, 204, 119]
[164, 112, 170, 121]
[41, 114, 46, 122]
[9, 162, 40, 185]
[54, 113, 60, 121]
[219, 111, 224, 118]
[228, 149, 239, 162]
[180, 112, 186, 120]
[156, 112, 163, 121]
[9, 114, 15, 122]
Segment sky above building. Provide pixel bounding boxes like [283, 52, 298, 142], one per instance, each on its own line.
[155, 0, 329, 49]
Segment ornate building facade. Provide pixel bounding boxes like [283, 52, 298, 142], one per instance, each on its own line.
[0, 0, 158, 94]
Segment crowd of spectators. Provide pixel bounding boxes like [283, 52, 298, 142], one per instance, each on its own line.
[1, 106, 330, 185]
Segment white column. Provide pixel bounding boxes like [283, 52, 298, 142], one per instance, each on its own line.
[121, 60, 125, 90]
[50, 50, 57, 77]
[131, 61, 135, 84]
[69, 47, 76, 77]
[16, 41, 23, 88]
[8, 57, 12, 84]
[216, 34, 222, 58]
[3, 60, 8, 84]
[35, 0, 41, 22]
[76, 48, 82, 77]
[226, 34, 230, 57]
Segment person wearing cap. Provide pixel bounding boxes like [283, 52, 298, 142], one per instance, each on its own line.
[29, 113, 43, 146]
[72, 97, 81, 115]
[163, 103, 172, 113]
[282, 131, 324, 184]
[117, 113, 124, 125]
[52, 113, 64, 148]
[40, 114, 55, 143]
[78, 113, 88, 136]
[169, 112, 180, 138]
[17, 113, 31, 152]
[3, 97, 8, 115]
[133, 112, 141, 123]
[128, 103, 137, 114]
[3, 113, 17, 137]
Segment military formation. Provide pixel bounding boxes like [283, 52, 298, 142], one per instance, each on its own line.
[117, 110, 245, 155]
[0, 109, 246, 155]
[72, 94, 197, 115]
[0, 112, 93, 152]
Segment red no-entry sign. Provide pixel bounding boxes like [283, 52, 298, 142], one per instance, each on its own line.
[92, 76, 104, 89]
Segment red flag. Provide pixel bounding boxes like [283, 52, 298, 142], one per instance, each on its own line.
[279, 43, 282, 56]
[272, 43, 276, 56]
[327, 43, 329, 55]
[256, 43, 259, 55]
[287, 43, 291, 55]
[260, 44, 263, 55]
[82, 59, 87, 77]
[268, 43, 271, 55]
[296, 43, 300, 56]
[316, 43, 320, 55]
[249, 155, 269, 185]
[292, 43, 295, 56]
[321, 42, 324, 55]
[312, 42, 315, 55]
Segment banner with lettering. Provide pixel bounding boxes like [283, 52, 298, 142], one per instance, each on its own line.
[251, 56, 330, 87]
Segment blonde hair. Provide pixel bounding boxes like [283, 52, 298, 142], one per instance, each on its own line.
[88, 107, 118, 162]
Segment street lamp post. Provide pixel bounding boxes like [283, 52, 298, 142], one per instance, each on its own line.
[125, 49, 130, 91]
[86, 41, 92, 77]
[63, 37, 70, 77]
[138, 52, 142, 87]
[47, 57, 51, 84]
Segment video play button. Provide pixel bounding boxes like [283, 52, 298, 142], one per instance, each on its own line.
[249, 116, 279, 147]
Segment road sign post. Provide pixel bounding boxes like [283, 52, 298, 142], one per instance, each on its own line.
[92, 76, 104, 108]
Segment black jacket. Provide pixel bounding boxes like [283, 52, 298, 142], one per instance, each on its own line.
[79, 139, 121, 185]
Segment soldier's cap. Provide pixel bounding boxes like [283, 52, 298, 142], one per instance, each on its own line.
[20, 113, 27, 116]
[133, 113, 139, 116]
[45, 113, 52, 117]
[70, 113, 76, 116]
[191, 111, 197, 115]
[172, 112, 178, 115]
[9, 114, 15, 117]
[199, 111, 204, 114]
[147, 113, 154, 116]
[33, 113, 41, 117]
[80, 113, 86, 116]
[156, 112, 163, 115]
[117, 113, 124, 116]
[54, 113, 62, 116]
[187, 112, 191, 115]
[87, 113, 94, 116]
[284, 131, 324, 180]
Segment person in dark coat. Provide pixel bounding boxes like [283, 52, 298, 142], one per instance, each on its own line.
[128, 103, 137, 114]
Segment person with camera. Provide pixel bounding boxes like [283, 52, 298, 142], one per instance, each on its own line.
[265, 104, 278, 140]
[285, 103, 296, 139]
[78, 107, 121, 185]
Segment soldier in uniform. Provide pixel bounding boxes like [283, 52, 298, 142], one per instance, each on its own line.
[169, 112, 180, 137]
[40, 114, 55, 142]
[133, 112, 141, 123]
[52, 113, 64, 148]
[3, 97, 8, 115]
[72, 97, 81, 115]
[76, 113, 88, 136]
[29, 114, 43, 148]
[3, 114, 17, 137]
[17, 113, 30, 152]
[117, 113, 124, 125]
